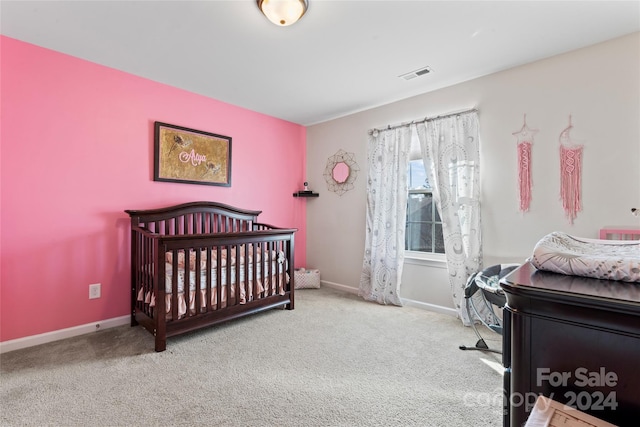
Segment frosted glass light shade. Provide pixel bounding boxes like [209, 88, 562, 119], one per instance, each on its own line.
[257, 0, 308, 26]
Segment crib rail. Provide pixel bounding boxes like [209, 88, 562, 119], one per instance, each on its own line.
[130, 228, 295, 313]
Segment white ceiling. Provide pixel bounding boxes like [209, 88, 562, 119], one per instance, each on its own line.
[2, 1, 639, 126]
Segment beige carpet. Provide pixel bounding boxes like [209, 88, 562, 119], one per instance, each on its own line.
[0, 287, 503, 426]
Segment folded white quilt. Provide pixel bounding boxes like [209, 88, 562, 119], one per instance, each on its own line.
[529, 231, 640, 282]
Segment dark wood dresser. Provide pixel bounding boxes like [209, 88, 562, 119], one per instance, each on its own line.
[500, 262, 640, 427]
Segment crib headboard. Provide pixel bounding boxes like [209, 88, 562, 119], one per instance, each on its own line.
[125, 201, 262, 235]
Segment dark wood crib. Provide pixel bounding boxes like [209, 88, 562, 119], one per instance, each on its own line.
[125, 201, 297, 351]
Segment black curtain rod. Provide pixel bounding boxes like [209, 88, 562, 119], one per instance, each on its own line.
[369, 107, 477, 135]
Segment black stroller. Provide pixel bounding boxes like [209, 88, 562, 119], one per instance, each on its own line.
[459, 264, 519, 354]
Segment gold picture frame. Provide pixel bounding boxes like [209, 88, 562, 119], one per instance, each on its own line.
[154, 121, 231, 186]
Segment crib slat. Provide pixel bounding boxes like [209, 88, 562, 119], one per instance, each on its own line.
[194, 248, 202, 315]
[171, 249, 179, 321]
[228, 244, 237, 304]
[250, 243, 258, 300]
[236, 244, 242, 303]
[216, 246, 224, 310]
[275, 240, 281, 295]
[268, 240, 275, 296]
[144, 234, 152, 318]
[205, 246, 213, 313]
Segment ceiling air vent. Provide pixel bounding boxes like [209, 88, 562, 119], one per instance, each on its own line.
[399, 66, 432, 81]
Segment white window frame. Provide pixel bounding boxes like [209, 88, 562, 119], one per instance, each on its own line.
[405, 160, 445, 264]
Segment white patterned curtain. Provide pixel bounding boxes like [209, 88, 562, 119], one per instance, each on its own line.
[358, 127, 411, 306]
[415, 111, 482, 324]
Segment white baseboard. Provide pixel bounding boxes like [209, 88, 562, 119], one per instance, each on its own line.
[0, 315, 130, 354]
[320, 280, 359, 295]
[2, 285, 458, 354]
[401, 298, 458, 317]
[320, 280, 458, 317]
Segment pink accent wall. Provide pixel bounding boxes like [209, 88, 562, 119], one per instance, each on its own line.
[0, 36, 307, 342]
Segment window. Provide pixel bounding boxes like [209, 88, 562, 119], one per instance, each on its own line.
[405, 159, 445, 254]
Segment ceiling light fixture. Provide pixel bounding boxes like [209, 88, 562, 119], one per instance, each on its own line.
[257, 0, 308, 27]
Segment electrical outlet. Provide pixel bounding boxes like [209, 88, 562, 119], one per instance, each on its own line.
[89, 283, 101, 299]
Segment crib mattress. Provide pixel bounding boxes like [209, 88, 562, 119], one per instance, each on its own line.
[156, 247, 285, 292]
[529, 231, 640, 282]
[165, 259, 283, 293]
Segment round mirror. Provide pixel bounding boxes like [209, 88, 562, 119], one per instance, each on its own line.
[324, 149, 360, 196]
[332, 162, 350, 184]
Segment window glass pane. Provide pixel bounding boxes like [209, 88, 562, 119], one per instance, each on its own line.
[407, 193, 430, 221]
[406, 157, 442, 256]
[408, 159, 431, 190]
[405, 223, 420, 251]
[406, 192, 436, 252]
[434, 223, 445, 253]
[405, 221, 432, 252]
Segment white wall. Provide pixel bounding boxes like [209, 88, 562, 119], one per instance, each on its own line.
[305, 33, 640, 311]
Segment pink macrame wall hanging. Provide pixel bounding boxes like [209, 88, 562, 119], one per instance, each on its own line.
[512, 115, 538, 212]
[559, 115, 583, 224]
